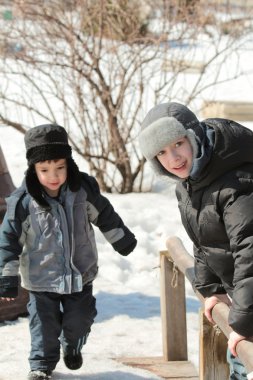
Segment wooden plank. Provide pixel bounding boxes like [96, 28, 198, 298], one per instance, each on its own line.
[117, 356, 198, 379]
[199, 0, 253, 7]
[160, 252, 188, 361]
[199, 310, 229, 380]
[201, 100, 253, 121]
[162, 59, 204, 74]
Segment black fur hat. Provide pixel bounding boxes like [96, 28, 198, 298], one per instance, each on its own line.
[25, 124, 72, 165]
[24, 124, 82, 207]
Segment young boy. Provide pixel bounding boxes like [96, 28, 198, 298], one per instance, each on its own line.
[138, 102, 253, 380]
[0, 124, 137, 380]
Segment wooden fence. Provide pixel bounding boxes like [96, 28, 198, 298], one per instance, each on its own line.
[164, 236, 253, 379]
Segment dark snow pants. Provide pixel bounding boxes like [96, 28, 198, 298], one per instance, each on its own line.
[27, 283, 97, 372]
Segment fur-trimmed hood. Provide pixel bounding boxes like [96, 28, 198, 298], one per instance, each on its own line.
[138, 102, 202, 180]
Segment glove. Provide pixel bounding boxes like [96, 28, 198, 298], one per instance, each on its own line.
[0, 276, 19, 298]
[119, 239, 137, 256]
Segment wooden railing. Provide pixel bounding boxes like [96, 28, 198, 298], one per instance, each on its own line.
[161, 236, 253, 379]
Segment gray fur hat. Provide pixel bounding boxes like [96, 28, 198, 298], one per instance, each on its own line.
[138, 102, 200, 177]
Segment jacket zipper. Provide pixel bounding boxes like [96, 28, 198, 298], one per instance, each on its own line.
[58, 204, 72, 291]
[186, 179, 192, 196]
[184, 179, 200, 248]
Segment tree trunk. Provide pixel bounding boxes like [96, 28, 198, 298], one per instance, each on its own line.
[0, 146, 15, 222]
[0, 145, 29, 320]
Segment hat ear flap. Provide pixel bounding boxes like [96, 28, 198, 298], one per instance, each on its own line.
[67, 157, 82, 192]
[25, 165, 50, 209]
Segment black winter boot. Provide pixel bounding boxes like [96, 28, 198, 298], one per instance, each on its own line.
[63, 352, 83, 370]
[28, 370, 52, 380]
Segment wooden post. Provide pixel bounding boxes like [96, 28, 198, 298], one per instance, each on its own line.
[160, 251, 188, 361]
[117, 248, 198, 379]
[199, 309, 229, 380]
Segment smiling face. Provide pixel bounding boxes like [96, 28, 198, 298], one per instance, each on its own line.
[35, 158, 67, 197]
[156, 136, 193, 179]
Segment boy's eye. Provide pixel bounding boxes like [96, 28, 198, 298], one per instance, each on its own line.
[157, 151, 164, 156]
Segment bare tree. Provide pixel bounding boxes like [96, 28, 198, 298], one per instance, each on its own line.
[0, 0, 252, 192]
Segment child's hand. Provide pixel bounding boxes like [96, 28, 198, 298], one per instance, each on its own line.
[0, 297, 15, 302]
[228, 331, 246, 357]
[204, 293, 232, 324]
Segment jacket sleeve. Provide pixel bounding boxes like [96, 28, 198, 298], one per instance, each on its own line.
[221, 183, 253, 337]
[193, 245, 226, 297]
[0, 194, 25, 298]
[82, 173, 137, 256]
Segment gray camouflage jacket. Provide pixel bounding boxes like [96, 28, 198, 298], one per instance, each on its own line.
[0, 172, 136, 297]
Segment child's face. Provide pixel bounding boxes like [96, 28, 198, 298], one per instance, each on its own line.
[156, 136, 193, 179]
[35, 158, 67, 197]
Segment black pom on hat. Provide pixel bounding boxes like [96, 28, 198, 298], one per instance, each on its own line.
[25, 124, 72, 165]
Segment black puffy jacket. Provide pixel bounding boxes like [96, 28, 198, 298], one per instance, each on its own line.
[176, 118, 253, 337]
